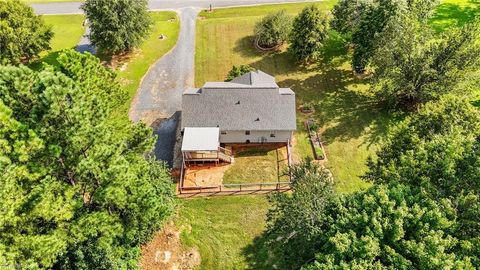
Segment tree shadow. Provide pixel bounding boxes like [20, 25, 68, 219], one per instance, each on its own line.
[242, 230, 279, 270]
[430, 2, 480, 32]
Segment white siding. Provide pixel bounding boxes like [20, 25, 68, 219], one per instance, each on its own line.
[219, 130, 292, 143]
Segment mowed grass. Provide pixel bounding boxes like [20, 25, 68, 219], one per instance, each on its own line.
[43, 15, 85, 51]
[223, 147, 289, 184]
[177, 196, 270, 270]
[196, 1, 373, 193]
[113, 11, 180, 117]
[179, 1, 480, 269]
[30, 14, 85, 68]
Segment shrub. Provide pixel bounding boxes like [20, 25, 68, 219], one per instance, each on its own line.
[254, 10, 292, 48]
[225, 65, 255, 81]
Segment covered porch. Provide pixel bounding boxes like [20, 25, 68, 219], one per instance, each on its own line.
[181, 127, 233, 165]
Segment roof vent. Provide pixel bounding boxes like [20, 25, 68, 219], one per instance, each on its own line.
[255, 117, 260, 121]
[236, 101, 240, 105]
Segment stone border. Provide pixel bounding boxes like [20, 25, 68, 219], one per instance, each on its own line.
[254, 36, 282, 51]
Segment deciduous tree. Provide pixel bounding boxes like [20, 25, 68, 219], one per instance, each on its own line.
[254, 10, 292, 48]
[289, 5, 328, 62]
[371, 16, 480, 108]
[331, 0, 439, 73]
[0, 0, 53, 65]
[81, 0, 152, 54]
[364, 95, 480, 266]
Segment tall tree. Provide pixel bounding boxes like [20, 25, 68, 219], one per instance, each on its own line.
[0, 0, 53, 65]
[371, 16, 480, 108]
[302, 183, 474, 270]
[331, 0, 439, 73]
[364, 95, 480, 265]
[265, 159, 335, 269]
[289, 5, 328, 62]
[260, 159, 476, 269]
[81, 0, 152, 54]
[0, 50, 175, 269]
[254, 10, 292, 48]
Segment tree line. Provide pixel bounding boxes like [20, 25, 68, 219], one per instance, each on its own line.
[1, 0, 175, 269]
[248, 1, 480, 269]
[253, 0, 480, 110]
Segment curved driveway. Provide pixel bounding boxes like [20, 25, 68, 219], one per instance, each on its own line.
[33, 0, 318, 164]
[129, 7, 198, 124]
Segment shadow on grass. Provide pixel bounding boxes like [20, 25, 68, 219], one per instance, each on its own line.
[242, 232, 276, 270]
[230, 29, 401, 149]
[430, 2, 480, 32]
[281, 68, 400, 147]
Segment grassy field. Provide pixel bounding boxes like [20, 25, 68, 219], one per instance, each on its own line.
[196, 0, 373, 193]
[223, 147, 289, 184]
[177, 1, 480, 270]
[30, 14, 85, 68]
[114, 11, 180, 116]
[177, 196, 269, 270]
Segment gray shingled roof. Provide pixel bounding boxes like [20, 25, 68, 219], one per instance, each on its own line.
[182, 70, 296, 131]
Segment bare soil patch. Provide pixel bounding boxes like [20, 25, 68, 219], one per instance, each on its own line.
[140, 223, 201, 270]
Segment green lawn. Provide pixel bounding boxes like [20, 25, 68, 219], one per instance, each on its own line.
[30, 14, 85, 68]
[196, 1, 373, 193]
[113, 11, 180, 117]
[43, 15, 85, 51]
[176, 2, 480, 269]
[177, 196, 270, 270]
[223, 147, 289, 184]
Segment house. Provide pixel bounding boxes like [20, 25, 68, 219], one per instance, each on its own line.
[181, 70, 296, 164]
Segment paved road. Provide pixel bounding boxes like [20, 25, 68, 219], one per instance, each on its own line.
[128, 7, 198, 165]
[33, 0, 316, 14]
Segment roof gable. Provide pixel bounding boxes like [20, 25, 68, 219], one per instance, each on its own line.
[182, 70, 296, 131]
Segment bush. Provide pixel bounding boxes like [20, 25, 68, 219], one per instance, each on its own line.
[254, 10, 292, 48]
[225, 65, 255, 81]
[0, 0, 53, 65]
[314, 146, 324, 160]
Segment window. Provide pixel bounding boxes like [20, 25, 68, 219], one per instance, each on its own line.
[245, 130, 251, 135]
[221, 131, 227, 135]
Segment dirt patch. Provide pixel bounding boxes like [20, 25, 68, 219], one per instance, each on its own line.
[184, 164, 231, 187]
[140, 223, 201, 270]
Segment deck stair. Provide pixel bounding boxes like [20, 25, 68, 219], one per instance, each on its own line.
[218, 147, 234, 163]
